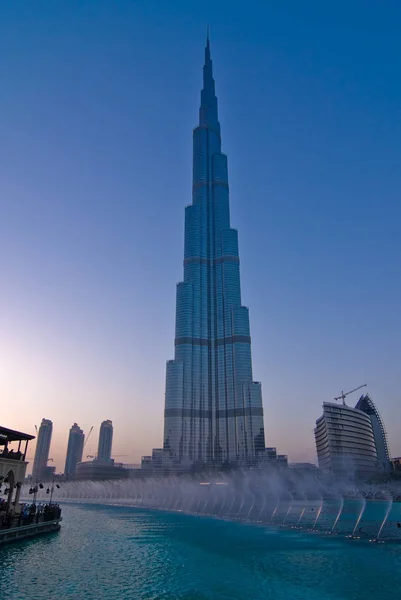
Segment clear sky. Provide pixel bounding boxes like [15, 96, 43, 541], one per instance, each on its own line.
[1, 1, 400, 471]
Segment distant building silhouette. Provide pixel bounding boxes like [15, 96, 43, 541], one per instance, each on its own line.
[64, 423, 85, 477]
[260, 448, 288, 468]
[32, 418, 53, 480]
[314, 403, 378, 475]
[355, 394, 392, 472]
[97, 420, 113, 464]
[41, 465, 56, 480]
[75, 460, 126, 481]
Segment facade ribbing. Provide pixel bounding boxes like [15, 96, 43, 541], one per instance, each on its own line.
[163, 38, 265, 469]
[314, 402, 378, 474]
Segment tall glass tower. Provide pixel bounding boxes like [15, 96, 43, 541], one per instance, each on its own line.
[32, 418, 53, 479]
[64, 423, 85, 477]
[97, 420, 113, 464]
[163, 37, 265, 468]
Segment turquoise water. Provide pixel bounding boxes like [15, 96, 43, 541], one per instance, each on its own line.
[1, 504, 401, 599]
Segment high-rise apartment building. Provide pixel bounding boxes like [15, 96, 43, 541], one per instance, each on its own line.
[64, 423, 85, 477]
[314, 402, 378, 474]
[32, 418, 53, 479]
[354, 394, 392, 472]
[163, 37, 265, 469]
[97, 420, 113, 464]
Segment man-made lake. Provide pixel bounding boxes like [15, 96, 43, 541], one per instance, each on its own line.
[1, 503, 400, 599]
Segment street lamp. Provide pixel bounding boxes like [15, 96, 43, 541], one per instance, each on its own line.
[47, 479, 61, 505]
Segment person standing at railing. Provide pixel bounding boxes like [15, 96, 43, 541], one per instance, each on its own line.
[29, 503, 36, 524]
[5, 509, 14, 528]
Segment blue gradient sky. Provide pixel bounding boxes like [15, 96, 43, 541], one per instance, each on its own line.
[1, 1, 400, 470]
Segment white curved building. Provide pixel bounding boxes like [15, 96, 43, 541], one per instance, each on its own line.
[314, 402, 378, 474]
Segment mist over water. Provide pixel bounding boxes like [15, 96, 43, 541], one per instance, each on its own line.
[26, 469, 401, 542]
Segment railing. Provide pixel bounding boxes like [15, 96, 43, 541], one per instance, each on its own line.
[0, 506, 62, 531]
[0, 452, 25, 462]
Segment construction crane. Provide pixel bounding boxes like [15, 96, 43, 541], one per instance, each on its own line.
[334, 384, 367, 405]
[83, 426, 94, 450]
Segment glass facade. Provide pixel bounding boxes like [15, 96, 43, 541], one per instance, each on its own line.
[32, 418, 53, 479]
[64, 423, 85, 476]
[354, 394, 391, 472]
[163, 38, 265, 468]
[97, 420, 113, 464]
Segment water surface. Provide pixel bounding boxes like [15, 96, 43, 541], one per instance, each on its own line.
[1, 504, 400, 599]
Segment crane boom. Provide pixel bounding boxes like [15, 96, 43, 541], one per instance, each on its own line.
[334, 384, 367, 404]
[83, 426, 94, 449]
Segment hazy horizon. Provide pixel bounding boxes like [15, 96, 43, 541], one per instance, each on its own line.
[1, 1, 400, 473]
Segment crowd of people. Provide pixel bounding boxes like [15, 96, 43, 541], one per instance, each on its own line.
[0, 502, 62, 529]
[0, 447, 23, 461]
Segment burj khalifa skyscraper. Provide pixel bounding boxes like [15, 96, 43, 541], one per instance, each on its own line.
[163, 36, 265, 469]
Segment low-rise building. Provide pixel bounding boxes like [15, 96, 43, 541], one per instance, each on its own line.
[41, 466, 56, 480]
[277, 455, 288, 467]
[260, 447, 288, 468]
[289, 462, 318, 471]
[392, 457, 401, 472]
[75, 459, 127, 481]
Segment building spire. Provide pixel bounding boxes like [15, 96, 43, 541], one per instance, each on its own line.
[204, 26, 211, 67]
[200, 32, 219, 131]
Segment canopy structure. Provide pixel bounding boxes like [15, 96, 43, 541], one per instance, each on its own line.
[0, 426, 34, 511]
[0, 426, 35, 445]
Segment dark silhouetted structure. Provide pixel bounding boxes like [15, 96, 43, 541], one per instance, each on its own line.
[97, 420, 113, 464]
[32, 419, 53, 480]
[64, 423, 85, 477]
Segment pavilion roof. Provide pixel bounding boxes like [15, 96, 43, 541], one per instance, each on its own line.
[0, 425, 35, 443]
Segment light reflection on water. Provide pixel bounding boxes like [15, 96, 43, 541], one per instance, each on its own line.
[1, 504, 401, 600]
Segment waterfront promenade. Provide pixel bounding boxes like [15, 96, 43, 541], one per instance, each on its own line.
[0, 503, 61, 530]
[0, 425, 62, 545]
[0, 504, 62, 546]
